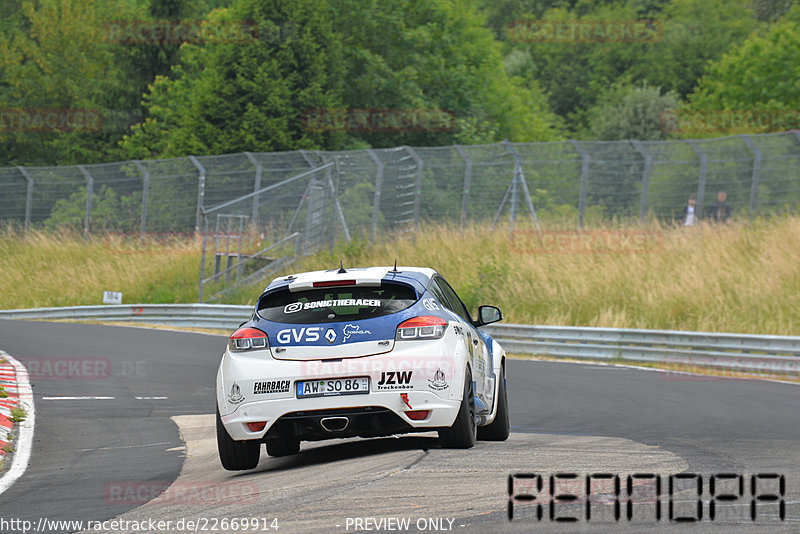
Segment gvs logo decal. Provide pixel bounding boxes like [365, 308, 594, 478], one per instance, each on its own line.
[276, 327, 322, 344]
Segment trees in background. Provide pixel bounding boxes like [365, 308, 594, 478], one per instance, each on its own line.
[0, 0, 798, 166]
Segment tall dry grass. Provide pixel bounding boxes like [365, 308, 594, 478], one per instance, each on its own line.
[292, 217, 800, 335]
[3, 218, 799, 335]
[0, 229, 201, 308]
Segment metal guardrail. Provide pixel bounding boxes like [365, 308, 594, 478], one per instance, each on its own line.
[1, 305, 799, 375]
[0, 304, 253, 331]
[482, 324, 800, 375]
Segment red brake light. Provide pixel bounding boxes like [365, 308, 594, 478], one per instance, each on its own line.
[405, 410, 430, 420]
[229, 327, 269, 352]
[247, 421, 267, 432]
[396, 316, 447, 340]
[313, 279, 357, 288]
[398, 316, 448, 328]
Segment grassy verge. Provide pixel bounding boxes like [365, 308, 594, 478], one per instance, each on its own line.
[0, 228, 201, 308]
[292, 217, 800, 335]
[3, 216, 800, 335]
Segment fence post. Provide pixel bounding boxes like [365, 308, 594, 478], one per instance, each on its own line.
[77, 165, 93, 240]
[404, 146, 423, 236]
[367, 149, 383, 243]
[630, 140, 652, 224]
[322, 154, 351, 244]
[571, 140, 589, 229]
[133, 160, 149, 243]
[740, 135, 761, 219]
[188, 156, 206, 234]
[16, 166, 33, 235]
[198, 213, 208, 302]
[503, 141, 540, 234]
[454, 146, 472, 229]
[299, 149, 318, 168]
[687, 141, 708, 219]
[244, 152, 262, 227]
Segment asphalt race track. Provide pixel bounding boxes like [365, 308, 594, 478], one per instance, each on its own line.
[1, 319, 799, 533]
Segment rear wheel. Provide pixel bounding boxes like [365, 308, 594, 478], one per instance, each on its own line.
[477, 365, 510, 441]
[438, 367, 477, 448]
[216, 407, 261, 470]
[266, 439, 300, 457]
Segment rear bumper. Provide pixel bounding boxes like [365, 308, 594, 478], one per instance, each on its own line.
[216, 336, 467, 442]
[220, 391, 461, 442]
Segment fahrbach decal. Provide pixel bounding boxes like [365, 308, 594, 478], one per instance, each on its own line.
[253, 380, 291, 394]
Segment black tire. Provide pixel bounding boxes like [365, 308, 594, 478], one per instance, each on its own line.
[438, 367, 477, 449]
[477, 365, 510, 441]
[216, 407, 261, 471]
[266, 439, 300, 457]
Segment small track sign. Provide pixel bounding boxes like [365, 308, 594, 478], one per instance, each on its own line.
[103, 291, 122, 305]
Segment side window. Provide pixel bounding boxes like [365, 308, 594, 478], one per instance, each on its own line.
[428, 279, 453, 312]
[434, 276, 473, 323]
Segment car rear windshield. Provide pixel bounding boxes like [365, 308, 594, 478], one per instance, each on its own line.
[257, 282, 418, 324]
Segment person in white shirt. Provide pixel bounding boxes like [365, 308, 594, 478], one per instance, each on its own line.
[681, 194, 697, 226]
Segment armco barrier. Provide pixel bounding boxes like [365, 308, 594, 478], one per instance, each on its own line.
[1, 305, 799, 375]
[0, 304, 253, 331]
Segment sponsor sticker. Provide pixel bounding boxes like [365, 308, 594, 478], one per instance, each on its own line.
[283, 299, 381, 313]
[343, 324, 371, 342]
[422, 298, 440, 311]
[428, 368, 449, 391]
[376, 370, 413, 390]
[227, 382, 244, 404]
[253, 380, 291, 395]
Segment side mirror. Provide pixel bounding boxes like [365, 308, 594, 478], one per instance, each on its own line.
[475, 305, 502, 327]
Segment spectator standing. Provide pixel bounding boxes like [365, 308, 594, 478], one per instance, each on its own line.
[681, 194, 697, 226]
[707, 190, 732, 223]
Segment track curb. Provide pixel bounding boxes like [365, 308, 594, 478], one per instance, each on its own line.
[0, 350, 35, 495]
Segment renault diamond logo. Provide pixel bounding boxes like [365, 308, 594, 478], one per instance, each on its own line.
[325, 328, 337, 343]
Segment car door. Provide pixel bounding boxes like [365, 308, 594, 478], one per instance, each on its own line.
[431, 276, 492, 414]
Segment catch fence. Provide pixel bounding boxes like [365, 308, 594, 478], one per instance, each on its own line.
[2, 132, 799, 298]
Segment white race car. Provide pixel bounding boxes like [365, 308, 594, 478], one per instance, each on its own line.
[216, 265, 509, 470]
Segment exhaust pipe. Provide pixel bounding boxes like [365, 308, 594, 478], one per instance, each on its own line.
[320, 416, 349, 432]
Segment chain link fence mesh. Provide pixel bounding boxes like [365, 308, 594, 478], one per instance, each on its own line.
[3, 132, 800, 241]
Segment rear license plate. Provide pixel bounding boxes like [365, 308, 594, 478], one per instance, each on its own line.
[296, 377, 370, 398]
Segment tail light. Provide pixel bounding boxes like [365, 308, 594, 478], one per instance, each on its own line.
[405, 410, 430, 421]
[229, 327, 269, 352]
[395, 316, 447, 340]
[247, 421, 267, 432]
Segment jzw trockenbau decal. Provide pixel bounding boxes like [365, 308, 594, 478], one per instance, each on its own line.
[376, 370, 413, 390]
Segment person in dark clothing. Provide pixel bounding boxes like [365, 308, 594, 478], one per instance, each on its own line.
[707, 190, 732, 223]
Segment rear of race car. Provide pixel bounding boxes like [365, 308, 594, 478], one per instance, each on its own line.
[215, 267, 472, 469]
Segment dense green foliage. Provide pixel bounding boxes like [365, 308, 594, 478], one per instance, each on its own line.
[0, 0, 797, 165]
